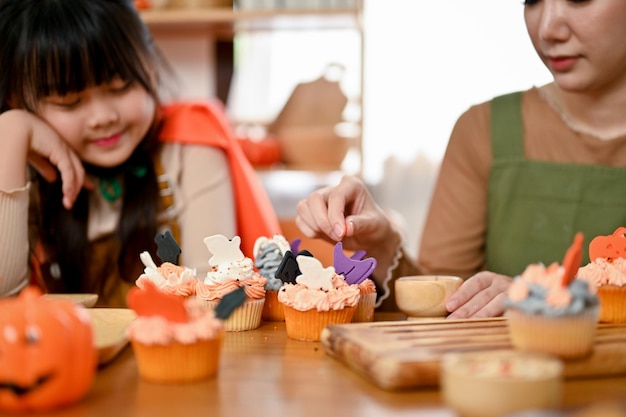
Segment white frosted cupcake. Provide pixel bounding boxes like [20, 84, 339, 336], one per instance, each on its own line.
[195, 235, 266, 331]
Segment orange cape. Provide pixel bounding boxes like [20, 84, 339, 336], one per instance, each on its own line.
[159, 101, 280, 257]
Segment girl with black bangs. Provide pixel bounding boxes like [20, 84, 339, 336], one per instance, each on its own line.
[0, 0, 279, 306]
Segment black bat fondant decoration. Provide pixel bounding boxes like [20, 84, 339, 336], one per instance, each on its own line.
[275, 250, 313, 284]
[154, 230, 181, 265]
[214, 287, 247, 319]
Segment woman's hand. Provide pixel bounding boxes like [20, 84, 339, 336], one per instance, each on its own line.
[0, 109, 85, 209]
[445, 271, 513, 319]
[295, 175, 394, 253]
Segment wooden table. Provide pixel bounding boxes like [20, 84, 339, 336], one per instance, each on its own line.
[46, 319, 626, 417]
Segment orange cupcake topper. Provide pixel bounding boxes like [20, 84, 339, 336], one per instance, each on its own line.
[127, 280, 189, 323]
[588, 226, 626, 262]
[561, 232, 583, 287]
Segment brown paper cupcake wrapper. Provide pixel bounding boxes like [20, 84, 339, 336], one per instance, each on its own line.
[282, 304, 356, 341]
[597, 285, 626, 323]
[262, 290, 285, 322]
[131, 334, 223, 383]
[507, 308, 598, 359]
[352, 292, 376, 323]
[201, 298, 264, 331]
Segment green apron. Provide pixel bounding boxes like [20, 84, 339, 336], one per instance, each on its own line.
[486, 92, 626, 277]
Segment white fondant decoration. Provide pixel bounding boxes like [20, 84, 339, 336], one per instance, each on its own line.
[204, 234, 244, 267]
[295, 255, 335, 291]
[140, 251, 159, 270]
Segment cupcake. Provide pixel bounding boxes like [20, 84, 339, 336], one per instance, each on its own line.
[332, 242, 377, 323]
[126, 280, 229, 384]
[577, 227, 626, 323]
[504, 233, 599, 359]
[253, 235, 291, 321]
[135, 231, 197, 297]
[277, 251, 360, 341]
[196, 234, 267, 331]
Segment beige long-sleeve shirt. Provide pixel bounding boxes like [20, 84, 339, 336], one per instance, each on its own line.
[0, 141, 236, 298]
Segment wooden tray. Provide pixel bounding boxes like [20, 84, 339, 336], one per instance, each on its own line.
[87, 308, 136, 366]
[320, 318, 626, 390]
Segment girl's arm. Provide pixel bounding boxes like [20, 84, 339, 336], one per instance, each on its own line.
[0, 110, 84, 296]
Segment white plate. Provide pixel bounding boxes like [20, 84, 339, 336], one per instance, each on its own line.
[87, 308, 137, 365]
[43, 293, 99, 308]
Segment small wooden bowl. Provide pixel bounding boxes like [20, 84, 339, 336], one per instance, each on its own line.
[395, 275, 462, 318]
[441, 350, 563, 417]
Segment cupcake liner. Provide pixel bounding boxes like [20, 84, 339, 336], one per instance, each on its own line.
[201, 298, 264, 331]
[131, 334, 223, 383]
[507, 308, 598, 359]
[262, 290, 285, 322]
[597, 285, 626, 323]
[352, 292, 376, 323]
[282, 305, 356, 341]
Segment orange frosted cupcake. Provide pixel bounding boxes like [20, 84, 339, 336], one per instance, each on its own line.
[352, 279, 377, 322]
[504, 233, 599, 359]
[135, 231, 197, 297]
[196, 234, 266, 331]
[136, 251, 197, 297]
[253, 235, 291, 321]
[278, 252, 360, 341]
[126, 281, 226, 384]
[577, 227, 626, 323]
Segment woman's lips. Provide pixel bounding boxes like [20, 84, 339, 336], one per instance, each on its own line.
[548, 56, 577, 72]
[92, 133, 122, 148]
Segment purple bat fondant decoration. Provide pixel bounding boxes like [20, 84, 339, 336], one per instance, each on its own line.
[350, 250, 366, 261]
[333, 242, 376, 285]
[290, 238, 301, 254]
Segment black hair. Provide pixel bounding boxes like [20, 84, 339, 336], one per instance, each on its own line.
[0, 0, 168, 294]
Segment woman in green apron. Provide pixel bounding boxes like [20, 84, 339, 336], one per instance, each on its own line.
[295, 0, 626, 316]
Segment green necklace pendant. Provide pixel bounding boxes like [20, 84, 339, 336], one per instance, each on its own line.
[99, 177, 123, 202]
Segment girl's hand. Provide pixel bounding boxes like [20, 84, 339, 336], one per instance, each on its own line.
[295, 175, 395, 253]
[445, 271, 513, 319]
[0, 109, 85, 209]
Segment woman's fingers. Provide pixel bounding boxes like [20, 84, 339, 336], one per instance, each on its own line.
[446, 272, 512, 319]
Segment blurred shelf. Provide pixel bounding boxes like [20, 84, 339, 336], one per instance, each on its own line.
[140, 7, 362, 35]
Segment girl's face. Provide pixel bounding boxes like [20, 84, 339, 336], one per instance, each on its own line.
[524, 0, 626, 93]
[36, 78, 156, 168]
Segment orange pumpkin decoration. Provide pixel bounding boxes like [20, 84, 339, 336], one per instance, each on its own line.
[589, 227, 626, 262]
[0, 286, 97, 413]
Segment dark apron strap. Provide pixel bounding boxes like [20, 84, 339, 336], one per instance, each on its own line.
[491, 92, 524, 161]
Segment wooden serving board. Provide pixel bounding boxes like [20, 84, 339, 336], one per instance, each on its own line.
[320, 318, 626, 390]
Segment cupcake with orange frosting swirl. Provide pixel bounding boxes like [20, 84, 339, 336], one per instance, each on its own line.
[195, 234, 267, 331]
[504, 233, 599, 359]
[135, 231, 198, 298]
[126, 281, 226, 383]
[577, 227, 626, 323]
[277, 251, 360, 341]
[136, 252, 198, 297]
